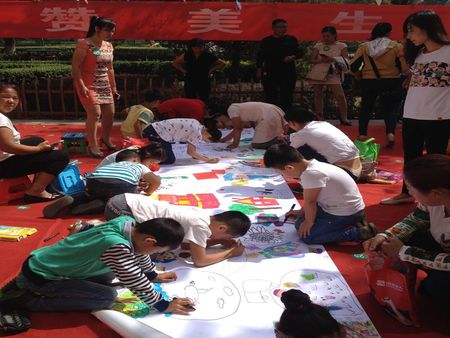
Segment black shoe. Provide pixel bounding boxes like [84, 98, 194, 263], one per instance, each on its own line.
[100, 138, 117, 151]
[43, 195, 74, 219]
[0, 307, 31, 335]
[70, 199, 105, 216]
[24, 193, 63, 204]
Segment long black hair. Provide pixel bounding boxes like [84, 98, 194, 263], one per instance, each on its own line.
[370, 22, 392, 40]
[86, 16, 116, 38]
[403, 10, 449, 65]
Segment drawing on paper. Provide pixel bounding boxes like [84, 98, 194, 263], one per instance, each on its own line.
[159, 268, 241, 321]
[156, 193, 220, 209]
[272, 269, 365, 318]
[233, 196, 279, 206]
[258, 241, 306, 259]
[153, 251, 177, 263]
[342, 321, 380, 337]
[242, 280, 272, 303]
[242, 225, 284, 244]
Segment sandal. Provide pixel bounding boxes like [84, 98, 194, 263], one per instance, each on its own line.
[100, 138, 117, 151]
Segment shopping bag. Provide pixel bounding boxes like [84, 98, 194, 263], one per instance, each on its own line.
[365, 257, 419, 327]
[354, 138, 380, 180]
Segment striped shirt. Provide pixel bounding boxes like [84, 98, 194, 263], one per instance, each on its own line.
[100, 244, 169, 311]
[87, 161, 151, 185]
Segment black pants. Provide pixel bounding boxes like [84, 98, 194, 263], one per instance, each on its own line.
[359, 78, 403, 136]
[142, 125, 175, 165]
[401, 118, 450, 194]
[0, 137, 69, 178]
[263, 73, 296, 111]
[184, 79, 211, 103]
[405, 231, 450, 305]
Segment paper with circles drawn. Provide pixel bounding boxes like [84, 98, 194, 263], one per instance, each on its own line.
[94, 129, 380, 338]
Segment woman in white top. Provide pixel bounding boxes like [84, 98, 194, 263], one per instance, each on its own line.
[382, 10, 450, 205]
[0, 83, 69, 203]
[287, 106, 361, 180]
[215, 102, 287, 149]
[308, 26, 351, 125]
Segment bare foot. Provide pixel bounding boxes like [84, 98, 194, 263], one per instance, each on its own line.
[380, 193, 415, 205]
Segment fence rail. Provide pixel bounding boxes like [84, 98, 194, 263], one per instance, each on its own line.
[11, 74, 358, 120]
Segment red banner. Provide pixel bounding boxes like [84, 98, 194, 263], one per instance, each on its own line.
[1, 1, 450, 41]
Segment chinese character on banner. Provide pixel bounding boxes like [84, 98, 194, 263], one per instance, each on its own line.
[330, 10, 382, 34]
[40, 7, 96, 32]
[188, 9, 242, 34]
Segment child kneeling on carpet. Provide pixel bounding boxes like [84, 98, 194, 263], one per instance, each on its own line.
[143, 118, 221, 164]
[364, 154, 450, 305]
[0, 216, 195, 329]
[275, 289, 346, 338]
[43, 149, 162, 218]
[96, 142, 165, 169]
[264, 144, 375, 244]
[104, 193, 251, 267]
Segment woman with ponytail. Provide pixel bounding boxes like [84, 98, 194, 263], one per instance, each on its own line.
[72, 16, 118, 158]
[275, 289, 345, 338]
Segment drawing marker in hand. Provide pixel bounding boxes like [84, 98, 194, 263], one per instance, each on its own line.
[281, 204, 296, 226]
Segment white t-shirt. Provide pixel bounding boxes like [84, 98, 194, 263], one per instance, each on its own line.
[124, 194, 212, 248]
[0, 113, 20, 162]
[300, 159, 365, 216]
[425, 205, 450, 246]
[404, 45, 450, 120]
[152, 119, 203, 145]
[289, 121, 359, 163]
[96, 146, 138, 169]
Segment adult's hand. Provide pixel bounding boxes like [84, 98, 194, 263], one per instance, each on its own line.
[37, 141, 52, 152]
[363, 234, 387, 252]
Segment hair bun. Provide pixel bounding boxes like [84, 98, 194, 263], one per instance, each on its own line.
[281, 289, 312, 311]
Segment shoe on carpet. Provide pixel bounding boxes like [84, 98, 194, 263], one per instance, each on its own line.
[69, 219, 95, 235]
[43, 195, 74, 219]
[70, 199, 105, 216]
[380, 195, 415, 205]
[24, 193, 62, 204]
[0, 307, 31, 335]
[357, 221, 378, 241]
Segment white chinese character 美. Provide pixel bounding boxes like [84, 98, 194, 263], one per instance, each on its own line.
[41, 7, 96, 32]
[330, 10, 382, 34]
[188, 9, 242, 34]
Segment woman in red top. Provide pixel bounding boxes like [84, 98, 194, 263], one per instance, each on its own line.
[72, 16, 118, 158]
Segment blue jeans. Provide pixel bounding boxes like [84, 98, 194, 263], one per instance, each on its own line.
[294, 205, 365, 244]
[15, 272, 116, 312]
[143, 125, 176, 164]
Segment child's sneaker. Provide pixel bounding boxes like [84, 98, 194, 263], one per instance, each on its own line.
[357, 221, 378, 241]
[68, 220, 95, 235]
[43, 195, 74, 219]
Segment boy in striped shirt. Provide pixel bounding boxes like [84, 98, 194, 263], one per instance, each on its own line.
[0, 216, 195, 330]
[43, 149, 161, 218]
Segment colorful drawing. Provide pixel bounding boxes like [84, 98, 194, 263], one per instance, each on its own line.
[256, 214, 279, 223]
[112, 289, 152, 318]
[157, 193, 220, 209]
[153, 251, 177, 263]
[160, 176, 189, 180]
[193, 170, 226, 180]
[258, 241, 305, 259]
[342, 321, 380, 338]
[233, 196, 279, 207]
[238, 160, 261, 168]
[242, 225, 284, 244]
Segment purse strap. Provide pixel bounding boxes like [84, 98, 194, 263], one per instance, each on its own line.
[367, 55, 381, 80]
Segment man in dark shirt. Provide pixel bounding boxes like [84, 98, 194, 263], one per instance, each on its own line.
[256, 19, 303, 111]
[173, 39, 225, 103]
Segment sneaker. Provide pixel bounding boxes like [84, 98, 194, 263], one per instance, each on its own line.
[70, 199, 105, 216]
[0, 307, 31, 335]
[357, 222, 378, 241]
[43, 195, 74, 219]
[68, 220, 95, 235]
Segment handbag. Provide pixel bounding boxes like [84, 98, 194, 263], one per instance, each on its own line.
[365, 257, 419, 326]
[306, 63, 332, 81]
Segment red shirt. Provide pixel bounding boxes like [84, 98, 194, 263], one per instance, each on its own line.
[157, 98, 206, 122]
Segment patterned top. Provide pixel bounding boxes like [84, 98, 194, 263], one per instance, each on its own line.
[75, 39, 114, 105]
[151, 118, 204, 145]
[87, 161, 151, 185]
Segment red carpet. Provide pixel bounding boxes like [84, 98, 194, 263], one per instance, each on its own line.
[0, 122, 448, 337]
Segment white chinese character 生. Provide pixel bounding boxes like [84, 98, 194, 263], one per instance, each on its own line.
[41, 7, 97, 32]
[330, 10, 382, 34]
[188, 8, 242, 34]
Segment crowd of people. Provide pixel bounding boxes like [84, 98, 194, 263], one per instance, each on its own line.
[0, 8, 449, 338]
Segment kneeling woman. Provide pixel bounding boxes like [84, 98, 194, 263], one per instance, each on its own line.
[0, 83, 69, 203]
[364, 154, 450, 304]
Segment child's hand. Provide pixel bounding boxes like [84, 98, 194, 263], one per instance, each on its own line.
[227, 144, 238, 149]
[37, 141, 52, 152]
[137, 178, 150, 192]
[166, 298, 195, 315]
[205, 157, 219, 163]
[381, 237, 404, 258]
[230, 242, 245, 257]
[285, 209, 304, 219]
[154, 272, 177, 283]
[297, 221, 313, 238]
